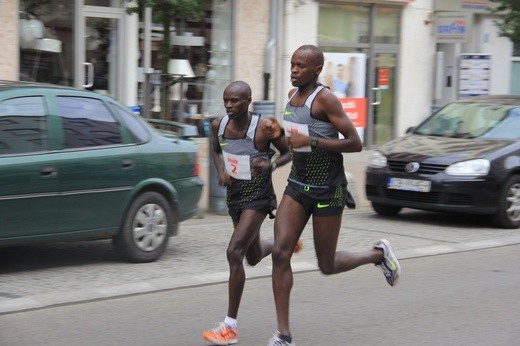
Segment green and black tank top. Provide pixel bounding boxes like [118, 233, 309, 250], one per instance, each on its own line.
[283, 84, 346, 189]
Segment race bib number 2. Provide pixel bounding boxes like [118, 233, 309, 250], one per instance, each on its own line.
[222, 151, 251, 180]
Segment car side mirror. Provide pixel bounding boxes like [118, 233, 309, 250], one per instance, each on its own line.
[146, 119, 199, 138]
[406, 126, 415, 134]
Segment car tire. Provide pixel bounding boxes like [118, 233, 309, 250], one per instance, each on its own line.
[492, 175, 520, 229]
[371, 202, 402, 216]
[113, 191, 175, 263]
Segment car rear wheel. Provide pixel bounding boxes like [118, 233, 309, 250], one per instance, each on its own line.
[113, 191, 175, 263]
[492, 175, 520, 229]
[371, 202, 402, 216]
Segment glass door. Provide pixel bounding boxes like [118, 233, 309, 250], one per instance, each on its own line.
[371, 53, 397, 145]
[76, 6, 123, 100]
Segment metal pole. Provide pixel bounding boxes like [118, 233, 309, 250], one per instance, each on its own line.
[208, 116, 228, 215]
[144, 7, 152, 72]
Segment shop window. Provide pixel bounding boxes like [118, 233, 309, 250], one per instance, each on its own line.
[138, 0, 233, 126]
[319, 4, 400, 45]
[319, 4, 369, 44]
[374, 6, 400, 44]
[85, 0, 112, 5]
[19, 1, 73, 86]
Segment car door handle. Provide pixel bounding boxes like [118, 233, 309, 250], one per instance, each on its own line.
[40, 166, 57, 178]
[121, 159, 135, 169]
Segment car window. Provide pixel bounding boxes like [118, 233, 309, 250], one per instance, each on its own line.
[110, 102, 150, 143]
[0, 96, 48, 155]
[482, 107, 520, 140]
[57, 96, 122, 148]
[415, 102, 511, 138]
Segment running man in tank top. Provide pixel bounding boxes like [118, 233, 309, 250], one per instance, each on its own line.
[202, 81, 300, 346]
[265, 45, 402, 346]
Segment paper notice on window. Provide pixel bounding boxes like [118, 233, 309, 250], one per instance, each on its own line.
[222, 151, 251, 180]
[282, 120, 311, 152]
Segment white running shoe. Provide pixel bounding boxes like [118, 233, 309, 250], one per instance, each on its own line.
[267, 331, 295, 346]
[374, 238, 401, 286]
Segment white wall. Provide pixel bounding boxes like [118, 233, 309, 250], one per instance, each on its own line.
[277, 0, 319, 118]
[397, 0, 437, 135]
[476, 15, 512, 95]
[123, 10, 139, 107]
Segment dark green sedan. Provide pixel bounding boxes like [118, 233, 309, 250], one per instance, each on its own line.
[0, 81, 203, 262]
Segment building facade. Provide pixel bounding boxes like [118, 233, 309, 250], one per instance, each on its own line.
[0, 0, 515, 147]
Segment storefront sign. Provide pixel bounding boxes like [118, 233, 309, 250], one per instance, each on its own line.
[435, 12, 472, 43]
[458, 54, 491, 98]
[434, 0, 494, 13]
[340, 98, 367, 128]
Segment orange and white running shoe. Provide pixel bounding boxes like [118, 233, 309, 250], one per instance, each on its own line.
[293, 239, 303, 254]
[202, 322, 238, 345]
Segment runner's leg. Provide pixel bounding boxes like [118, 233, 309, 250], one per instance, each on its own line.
[312, 214, 383, 274]
[227, 209, 267, 318]
[271, 195, 309, 336]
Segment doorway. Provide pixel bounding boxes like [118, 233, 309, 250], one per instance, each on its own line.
[318, 2, 403, 147]
[75, 6, 124, 100]
[370, 52, 398, 145]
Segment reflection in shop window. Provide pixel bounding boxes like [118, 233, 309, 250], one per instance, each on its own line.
[137, 0, 233, 124]
[19, 1, 73, 85]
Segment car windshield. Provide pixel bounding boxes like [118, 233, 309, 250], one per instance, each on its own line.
[414, 102, 520, 140]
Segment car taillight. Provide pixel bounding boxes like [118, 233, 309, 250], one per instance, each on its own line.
[194, 151, 200, 176]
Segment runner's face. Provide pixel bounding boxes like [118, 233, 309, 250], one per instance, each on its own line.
[223, 88, 250, 119]
[290, 50, 322, 87]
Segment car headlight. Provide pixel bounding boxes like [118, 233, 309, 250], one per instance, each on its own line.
[368, 151, 387, 168]
[445, 159, 490, 176]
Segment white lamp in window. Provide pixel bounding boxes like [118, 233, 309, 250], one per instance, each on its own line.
[168, 59, 195, 101]
[168, 59, 195, 78]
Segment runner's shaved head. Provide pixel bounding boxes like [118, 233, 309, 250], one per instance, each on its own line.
[295, 45, 324, 67]
[225, 80, 252, 98]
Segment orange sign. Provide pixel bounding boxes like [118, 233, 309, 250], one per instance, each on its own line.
[340, 97, 367, 128]
[378, 68, 390, 89]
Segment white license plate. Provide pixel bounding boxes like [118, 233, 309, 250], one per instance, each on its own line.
[387, 178, 431, 192]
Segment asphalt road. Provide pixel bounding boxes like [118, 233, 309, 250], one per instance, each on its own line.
[0, 245, 519, 346]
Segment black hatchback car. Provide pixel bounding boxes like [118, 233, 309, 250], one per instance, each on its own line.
[365, 95, 520, 229]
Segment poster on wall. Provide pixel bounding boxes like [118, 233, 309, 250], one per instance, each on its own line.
[319, 52, 367, 141]
[458, 54, 491, 98]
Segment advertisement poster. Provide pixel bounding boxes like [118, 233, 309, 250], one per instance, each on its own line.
[458, 54, 491, 98]
[320, 52, 367, 141]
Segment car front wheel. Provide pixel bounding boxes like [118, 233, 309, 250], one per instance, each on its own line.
[113, 191, 175, 262]
[493, 175, 520, 229]
[371, 202, 402, 216]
